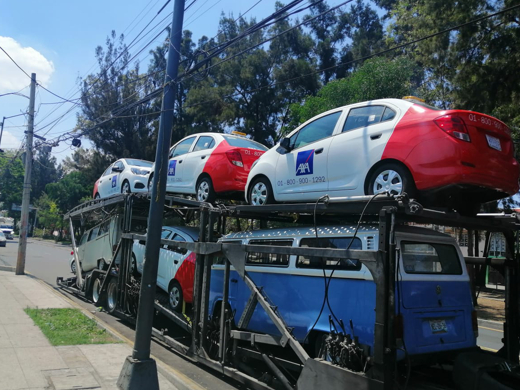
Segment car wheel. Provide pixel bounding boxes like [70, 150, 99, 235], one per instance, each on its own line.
[148, 174, 154, 192]
[107, 277, 118, 313]
[367, 163, 415, 198]
[249, 177, 274, 206]
[121, 180, 131, 194]
[92, 277, 102, 304]
[94, 193, 100, 199]
[130, 254, 139, 277]
[196, 176, 216, 203]
[168, 281, 183, 312]
[71, 260, 76, 274]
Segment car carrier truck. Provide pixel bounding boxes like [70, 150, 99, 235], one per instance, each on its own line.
[57, 193, 520, 390]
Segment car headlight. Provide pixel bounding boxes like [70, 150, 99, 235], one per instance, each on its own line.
[131, 168, 150, 176]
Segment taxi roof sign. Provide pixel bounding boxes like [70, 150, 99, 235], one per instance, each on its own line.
[402, 96, 425, 103]
[231, 131, 247, 137]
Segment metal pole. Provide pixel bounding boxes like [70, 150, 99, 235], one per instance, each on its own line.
[0, 117, 5, 148]
[118, 1, 184, 388]
[15, 74, 36, 275]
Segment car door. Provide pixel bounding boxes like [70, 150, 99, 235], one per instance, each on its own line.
[327, 104, 400, 194]
[179, 135, 217, 192]
[108, 160, 125, 196]
[275, 111, 343, 201]
[97, 165, 114, 198]
[167, 137, 196, 193]
[156, 229, 174, 289]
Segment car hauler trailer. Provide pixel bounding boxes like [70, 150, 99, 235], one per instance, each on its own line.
[57, 193, 520, 390]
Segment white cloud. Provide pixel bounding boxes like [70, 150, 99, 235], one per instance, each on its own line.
[0, 36, 54, 93]
[0, 131, 21, 149]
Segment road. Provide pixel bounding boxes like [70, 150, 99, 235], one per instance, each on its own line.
[0, 238, 241, 390]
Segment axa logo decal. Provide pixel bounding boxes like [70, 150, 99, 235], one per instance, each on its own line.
[296, 150, 314, 176]
[111, 175, 117, 188]
[168, 160, 177, 176]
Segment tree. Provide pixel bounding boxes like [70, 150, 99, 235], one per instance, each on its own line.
[46, 171, 92, 213]
[31, 148, 61, 202]
[61, 147, 112, 185]
[77, 31, 159, 161]
[0, 151, 24, 217]
[34, 193, 61, 231]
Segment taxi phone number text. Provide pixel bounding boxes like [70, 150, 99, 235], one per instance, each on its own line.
[277, 176, 326, 186]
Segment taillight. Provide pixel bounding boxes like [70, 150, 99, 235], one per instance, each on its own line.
[434, 115, 471, 142]
[70, 251, 74, 255]
[472, 310, 479, 338]
[226, 149, 244, 167]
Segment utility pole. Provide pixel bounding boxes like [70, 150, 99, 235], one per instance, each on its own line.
[16, 73, 36, 276]
[0, 117, 5, 149]
[117, 1, 185, 389]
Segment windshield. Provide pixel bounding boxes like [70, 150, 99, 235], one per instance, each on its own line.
[223, 135, 268, 151]
[125, 159, 153, 168]
[401, 241, 462, 275]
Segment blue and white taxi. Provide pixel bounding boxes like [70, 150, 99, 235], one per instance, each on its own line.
[93, 159, 153, 199]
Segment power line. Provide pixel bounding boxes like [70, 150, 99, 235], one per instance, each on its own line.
[0, 46, 31, 79]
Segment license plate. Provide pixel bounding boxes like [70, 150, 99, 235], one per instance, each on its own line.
[486, 134, 502, 151]
[429, 319, 447, 334]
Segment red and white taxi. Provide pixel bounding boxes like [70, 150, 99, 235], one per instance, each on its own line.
[148, 132, 268, 202]
[246, 98, 519, 212]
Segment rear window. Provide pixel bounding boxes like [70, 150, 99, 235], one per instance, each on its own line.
[401, 241, 462, 274]
[223, 135, 268, 151]
[297, 237, 362, 270]
[246, 239, 293, 266]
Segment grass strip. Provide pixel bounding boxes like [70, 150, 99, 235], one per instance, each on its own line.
[24, 308, 120, 346]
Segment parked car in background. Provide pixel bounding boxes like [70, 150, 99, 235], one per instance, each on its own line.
[132, 226, 199, 312]
[147, 132, 268, 203]
[246, 97, 519, 213]
[0, 232, 6, 247]
[93, 159, 153, 199]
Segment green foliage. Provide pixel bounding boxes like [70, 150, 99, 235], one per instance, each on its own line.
[287, 57, 417, 129]
[24, 308, 120, 345]
[31, 148, 61, 202]
[0, 151, 24, 217]
[34, 193, 62, 230]
[46, 171, 92, 213]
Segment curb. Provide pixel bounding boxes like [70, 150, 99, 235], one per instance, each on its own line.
[33, 276, 205, 390]
[0, 265, 15, 272]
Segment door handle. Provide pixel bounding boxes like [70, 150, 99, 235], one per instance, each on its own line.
[231, 278, 238, 283]
[179, 160, 183, 163]
[315, 148, 324, 154]
[201, 155, 207, 160]
[174, 260, 179, 264]
[370, 134, 382, 140]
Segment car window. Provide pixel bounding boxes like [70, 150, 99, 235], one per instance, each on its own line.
[246, 239, 293, 266]
[401, 241, 462, 275]
[343, 105, 395, 132]
[80, 233, 88, 245]
[193, 136, 216, 152]
[171, 137, 196, 158]
[115, 161, 124, 170]
[88, 227, 100, 241]
[161, 229, 172, 240]
[172, 234, 186, 242]
[222, 135, 268, 151]
[103, 166, 113, 176]
[290, 112, 341, 149]
[297, 237, 362, 270]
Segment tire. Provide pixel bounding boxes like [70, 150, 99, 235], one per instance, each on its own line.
[121, 180, 131, 194]
[92, 277, 101, 304]
[148, 174, 154, 193]
[367, 163, 415, 198]
[168, 280, 183, 312]
[196, 176, 216, 203]
[248, 177, 274, 206]
[130, 255, 139, 277]
[94, 193, 100, 199]
[71, 260, 76, 274]
[106, 277, 118, 313]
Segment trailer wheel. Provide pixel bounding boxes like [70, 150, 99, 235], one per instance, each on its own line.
[107, 278, 118, 313]
[92, 277, 102, 304]
[168, 280, 183, 312]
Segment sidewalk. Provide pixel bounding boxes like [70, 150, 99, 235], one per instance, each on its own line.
[0, 270, 178, 390]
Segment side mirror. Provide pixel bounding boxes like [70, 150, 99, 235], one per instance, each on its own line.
[112, 166, 122, 172]
[279, 137, 291, 151]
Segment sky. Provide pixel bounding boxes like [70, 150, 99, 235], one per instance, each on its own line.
[0, 0, 276, 162]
